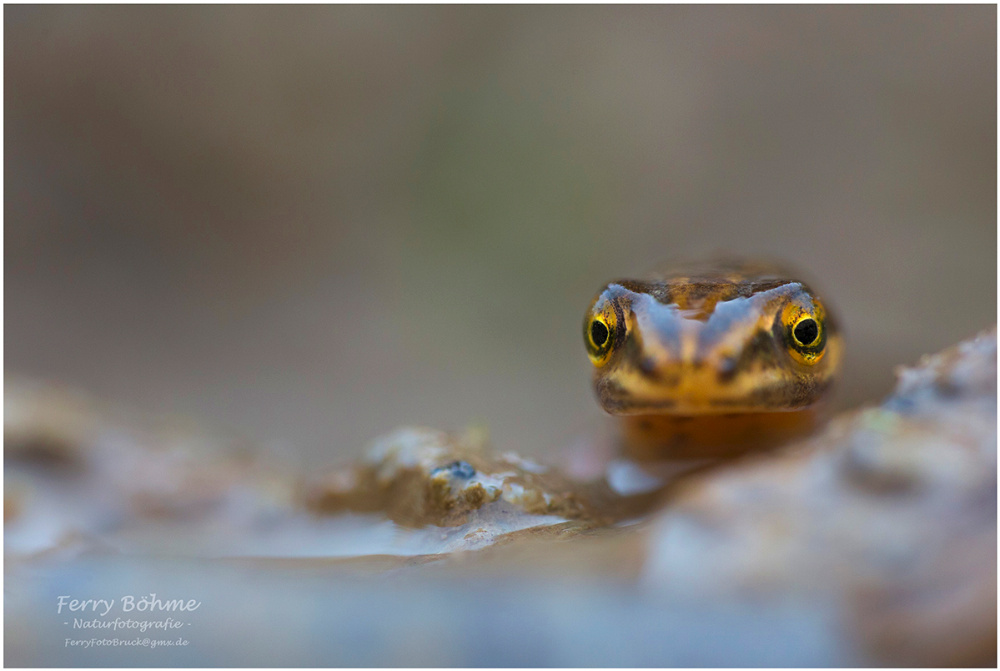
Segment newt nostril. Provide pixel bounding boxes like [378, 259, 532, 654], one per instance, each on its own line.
[638, 357, 658, 376]
[717, 356, 738, 383]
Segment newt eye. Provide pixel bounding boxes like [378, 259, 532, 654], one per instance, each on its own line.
[793, 318, 819, 347]
[590, 320, 609, 347]
[584, 297, 620, 367]
[783, 302, 827, 365]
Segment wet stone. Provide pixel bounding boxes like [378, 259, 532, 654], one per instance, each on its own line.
[841, 421, 922, 494]
[432, 460, 476, 479]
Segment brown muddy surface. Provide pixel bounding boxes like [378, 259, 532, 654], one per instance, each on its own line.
[5, 328, 997, 666]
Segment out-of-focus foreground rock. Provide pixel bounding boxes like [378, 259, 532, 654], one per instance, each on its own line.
[641, 327, 997, 666]
[5, 329, 996, 666]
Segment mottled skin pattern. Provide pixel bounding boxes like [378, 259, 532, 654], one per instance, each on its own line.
[583, 260, 843, 457]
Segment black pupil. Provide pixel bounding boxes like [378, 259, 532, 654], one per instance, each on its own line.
[794, 319, 819, 346]
[591, 320, 609, 347]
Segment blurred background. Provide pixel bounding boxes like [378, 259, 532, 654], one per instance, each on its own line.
[6, 6, 996, 468]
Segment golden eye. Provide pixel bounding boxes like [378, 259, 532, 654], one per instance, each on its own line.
[783, 302, 827, 365]
[584, 305, 617, 367]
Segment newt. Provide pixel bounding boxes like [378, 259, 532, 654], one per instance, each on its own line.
[583, 259, 843, 459]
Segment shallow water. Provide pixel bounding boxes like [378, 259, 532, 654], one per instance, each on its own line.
[9, 554, 857, 667]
